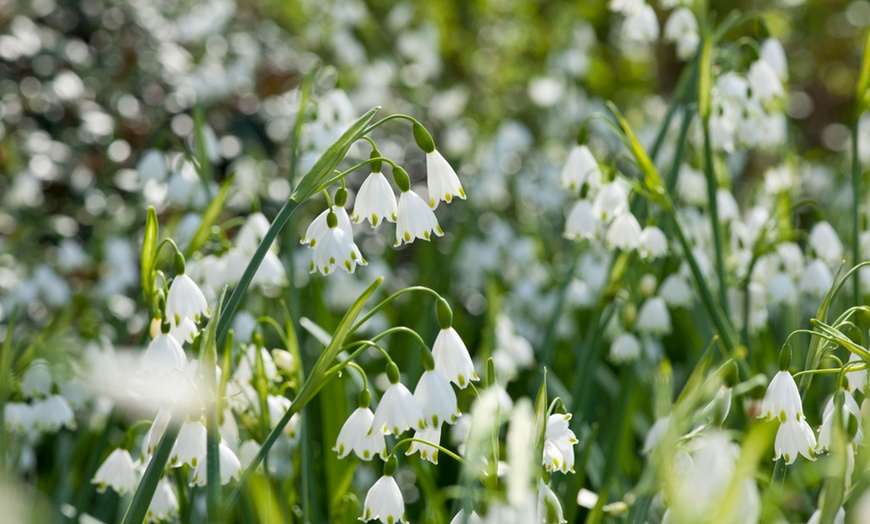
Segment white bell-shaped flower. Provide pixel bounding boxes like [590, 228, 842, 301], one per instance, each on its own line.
[309, 211, 366, 276]
[748, 60, 783, 103]
[536, 480, 567, 524]
[92, 448, 138, 495]
[807, 507, 845, 524]
[334, 406, 387, 461]
[800, 258, 834, 297]
[450, 510, 482, 524]
[559, 145, 601, 191]
[635, 297, 672, 335]
[432, 327, 479, 388]
[808, 221, 843, 266]
[543, 414, 577, 474]
[4, 402, 33, 433]
[373, 377, 426, 436]
[664, 8, 699, 60]
[405, 425, 442, 464]
[818, 394, 863, 451]
[171, 420, 207, 468]
[21, 359, 53, 399]
[166, 273, 210, 325]
[609, 332, 642, 363]
[564, 199, 598, 241]
[361, 473, 407, 524]
[32, 395, 76, 432]
[144, 408, 172, 455]
[395, 189, 444, 246]
[760, 38, 788, 80]
[606, 212, 642, 251]
[190, 441, 242, 486]
[147, 478, 179, 523]
[235, 212, 272, 255]
[609, 0, 643, 15]
[591, 182, 628, 222]
[169, 316, 198, 345]
[638, 226, 667, 259]
[414, 369, 460, 427]
[774, 418, 816, 464]
[621, 4, 659, 44]
[353, 171, 397, 227]
[847, 351, 869, 393]
[142, 332, 188, 376]
[426, 150, 465, 209]
[659, 273, 693, 308]
[760, 370, 804, 422]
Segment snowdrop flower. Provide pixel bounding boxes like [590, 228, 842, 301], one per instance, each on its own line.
[414, 369, 460, 427]
[309, 210, 366, 275]
[4, 402, 32, 433]
[450, 510, 482, 524]
[767, 272, 797, 305]
[92, 449, 138, 495]
[432, 327, 478, 388]
[622, 4, 659, 44]
[334, 403, 387, 461]
[21, 359, 52, 399]
[748, 60, 783, 103]
[760, 38, 788, 80]
[664, 8, 698, 59]
[171, 420, 207, 467]
[591, 182, 628, 222]
[609, 0, 644, 15]
[32, 395, 76, 432]
[147, 479, 179, 523]
[609, 332, 642, 363]
[774, 418, 816, 464]
[266, 395, 300, 438]
[659, 273, 693, 307]
[638, 226, 667, 259]
[235, 212, 272, 255]
[395, 189, 444, 246]
[560, 145, 601, 191]
[537, 480, 566, 524]
[847, 351, 869, 393]
[605, 213, 642, 251]
[426, 150, 465, 209]
[543, 414, 578, 474]
[142, 331, 188, 376]
[677, 164, 707, 206]
[808, 221, 843, 266]
[406, 425, 442, 464]
[301, 206, 353, 247]
[818, 394, 862, 451]
[169, 316, 198, 345]
[760, 370, 803, 421]
[564, 200, 598, 240]
[353, 170, 397, 227]
[373, 364, 426, 435]
[166, 272, 210, 325]
[800, 259, 834, 297]
[635, 297, 672, 335]
[190, 442, 242, 485]
[361, 458, 407, 524]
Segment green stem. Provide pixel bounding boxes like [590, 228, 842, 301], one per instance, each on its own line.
[390, 438, 466, 464]
[347, 286, 443, 336]
[703, 122, 729, 316]
[852, 115, 863, 304]
[121, 415, 182, 524]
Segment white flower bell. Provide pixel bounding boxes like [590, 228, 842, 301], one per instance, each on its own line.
[774, 418, 816, 464]
[334, 399, 387, 461]
[414, 368, 460, 427]
[560, 145, 601, 191]
[353, 170, 397, 227]
[372, 364, 426, 436]
[432, 327, 478, 388]
[361, 457, 407, 524]
[92, 449, 138, 495]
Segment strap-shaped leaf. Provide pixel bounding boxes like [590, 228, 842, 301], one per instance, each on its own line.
[141, 206, 158, 302]
[185, 176, 234, 258]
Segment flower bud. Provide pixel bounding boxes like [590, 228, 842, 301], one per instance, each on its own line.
[383, 454, 398, 476]
[174, 251, 186, 275]
[326, 211, 338, 229]
[420, 347, 435, 371]
[370, 148, 383, 173]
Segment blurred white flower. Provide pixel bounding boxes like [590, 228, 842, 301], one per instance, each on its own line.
[638, 226, 667, 259]
[622, 5, 660, 44]
[605, 213, 642, 251]
[190, 442, 242, 486]
[807, 507, 845, 524]
[808, 221, 843, 266]
[20, 359, 52, 399]
[141, 332, 188, 376]
[760, 38, 788, 80]
[450, 510, 482, 524]
[405, 425, 442, 464]
[659, 273, 693, 308]
[32, 395, 76, 432]
[166, 272, 210, 325]
[147, 479, 179, 523]
[610, 332, 642, 363]
[664, 8, 698, 59]
[636, 297, 672, 335]
[592, 182, 628, 222]
[564, 199, 598, 241]
[559, 145, 601, 191]
[171, 420, 207, 468]
[748, 60, 783, 103]
[536, 480, 566, 523]
[800, 258, 834, 297]
[92, 449, 138, 495]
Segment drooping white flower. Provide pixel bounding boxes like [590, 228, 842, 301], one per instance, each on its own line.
[414, 370, 460, 427]
[450, 509, 482, 524]
[748, 60, 783, 104]
[676, 164, 707, 206]
[266, 395, 300, 438]
[635, 297, 672, 335]
[591, 182, 628, 222]
[605, 212, 642, 251]
[92, 449, 138, 495]
[760, 370, 803, 422]
[166, 273, 210, 325]
[559, 145, 601, 191]
[395, 190, 444, 246]
[760, 38, 788, 80]
[147, 478, 179, 523]
[543, 414, 577, 474]
[4, 402, 33, 433]
[609, 0, 643, 15]
[664, 8, 699, 59]
[32, 395, 76, 432]
[141, 332, 188, 376]
[609, 332, 642, 363]
[564, 199, 598, 241]
[536, 480, 566, 524]
[361, 474, 407, 523]
[373, 382, 426, 436]
[21, 359, 52, 399]
[426, 150, 465, 209]
[847, 351, 869, 393]
[774, 418, 816, 464]
[432, 327, 479, 388]
[300, 207, 352, 247]
[808, 221, 843, 266]
[638, 226, 667, 259]
[190, 442, 242, 486]
[766, 272, 798, 306]
[622, 4, 660, 44]
[353, 171, 397, 227]
[169, 316, 198, 345]
[659, 273, 693, 308]
[171, 420, 207, 468]
[405, 425, 442, 464]
[334, 407, 387, 461]
[800, 258, 834, 297]
[818, 394, 863, 451]
[309, 214, 366, 276]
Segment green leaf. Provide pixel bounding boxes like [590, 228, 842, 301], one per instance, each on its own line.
[221, 277, 383, 516]
[185, 176, 234, 258]
[289, 107, 380, 204]
[203, 288, 227, 522]
[122, 415, 182, 524]
[533, 368, 548, 460]
[606, 102, 666, 206]
[141, 206, 158, 302]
